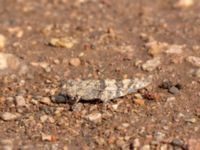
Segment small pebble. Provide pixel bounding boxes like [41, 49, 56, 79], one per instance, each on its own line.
[175, 0, 194, 8]
[133, 138, 140, 148]
[192, 69, 200, 78]
[134, 98, 145, 106]
[51, 95, 67, 103]
[168, 86, 180, 94]
[0, 112, 21, 121]
[142, 57, 161, 72]
[41, 133, 57, 142]
[39, 97, 51, 105]
[159, 80, 173, 89]
[0, 52, 28, 75]
[140, 144, 151, 150]
[187, 56, 200, 67]
[165, 44, 183, 54]
[171, 139, 184, 148]
[86, 112, 102, 123]
[160, 144, 168, 150]
[15, 95, 26, 107]
[40, 115, 48, 123]
[153, 131, 166, 142]
[185, 118, 196, 123]
[49, 37, 76, 48]
[69, 58, 81, 67]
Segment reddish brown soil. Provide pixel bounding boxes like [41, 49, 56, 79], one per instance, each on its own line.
[0, 0, 200, 149]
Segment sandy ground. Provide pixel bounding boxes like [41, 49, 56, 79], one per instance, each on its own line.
[0, 0, 200, 149]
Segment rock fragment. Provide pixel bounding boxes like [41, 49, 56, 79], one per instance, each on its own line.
[142, 57, 161, 72]
[171, 139, 185, 148]
[165, 45, 184, 54]
[0, 112, 21, 121]
[153, 131, 166, 142]
[133, 138, 140, 148]
[160, 81, 182, 94]
[41, 133, 57, 142]
[49, 37, 76, 48]
[134, 98, 145, 106]
[187, 56, 200, 67]
[141, 145, 151, 150]
[192, 69, 200, 78]
[15, 95, 26, 107]
[175, 0, 194, 8]
[86, 112, 102, 122]
[51, 95, 67, 104]
[39, 97, 51, 105]
[69, 58, 81, 67]
[168, 86, 180, 94]
[30, 61, 51, 72]
[145, 40, 168, 56]
[0, 52, 28, 75]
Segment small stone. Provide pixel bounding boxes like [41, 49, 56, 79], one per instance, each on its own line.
[165, 45, 183, 54]
[53, 59, 60, 64]
[160, 144, 168, 150]
[187, 56, 200, 67]
[108, 135, 116, 144]
[86, 112, 102, 122]
[159, 80, 173, 89]
[48, 116, 55, 123]
[0, 52, 27, 75]
[51, 95, 66, 103]
[175, 0, 194, 8]
[188, 139, 200, 150]
[153, 131, 166, 142]
[185, 118, 196, 123]
[30, 61, 51, 72]
[116, 138, 126, 148]
[145, 40, 168, 56]
[134, 98, 145, 106]
[168, 86, 180, 94]
[49, 37, 76, 48]
[69, 58, 81, 67]
[166, 97, 176, 102]
[171, 139, 184, 147]
[133, 138, 140, 148]
[0, 112, 21, 121]
[41, 133, 57, 142]
[112, 103, 120, 110]
[15, 95, 26, 107]
[0, 34, 6, 49]
[39, 97, 51, 105]
[40, 115, 48, 123]
[63, 145, 69, 150]
[192, 69, 200, 78]
[141, 144, 151, 150]
[142, 57, 161, 72]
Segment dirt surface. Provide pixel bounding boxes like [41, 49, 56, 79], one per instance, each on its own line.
[1, 0, 200, 149]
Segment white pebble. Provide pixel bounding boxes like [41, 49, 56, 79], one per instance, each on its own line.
[142, 57, 161, 72]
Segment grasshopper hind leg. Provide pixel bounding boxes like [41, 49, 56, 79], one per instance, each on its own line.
[69, 95, 81, 111]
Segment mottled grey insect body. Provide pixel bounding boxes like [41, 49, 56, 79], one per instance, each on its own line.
[63, 76, 152, 102]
